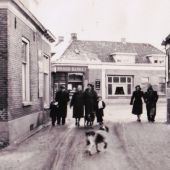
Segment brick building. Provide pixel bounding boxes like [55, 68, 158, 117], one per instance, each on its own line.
[0, 0, 55, 144]
[52, 34, 165, 99]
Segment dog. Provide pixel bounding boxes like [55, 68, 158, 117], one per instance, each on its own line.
[85, 125, 109, 155]
[84, 113, 95, 127]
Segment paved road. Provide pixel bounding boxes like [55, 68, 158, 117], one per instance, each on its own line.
[0, 102, 169, 170]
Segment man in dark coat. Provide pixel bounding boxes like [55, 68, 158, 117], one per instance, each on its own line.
[70, 85, 84, 127]
[55, 85, 70, 125]
[144, 85, 158, 122]
[130, 85, 144, 122]
[83, 84, 98, 126]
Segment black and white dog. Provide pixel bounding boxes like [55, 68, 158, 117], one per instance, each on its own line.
[85, 125, 109, 155]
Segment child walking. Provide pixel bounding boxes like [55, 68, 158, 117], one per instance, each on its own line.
[50, 101, 58, 126]
[96, 96, 106, 125]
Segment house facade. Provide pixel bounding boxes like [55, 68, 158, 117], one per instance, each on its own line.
[162, 34, 170, 123]
[52, 34, 165, 100]
[0, 0, 55, 144]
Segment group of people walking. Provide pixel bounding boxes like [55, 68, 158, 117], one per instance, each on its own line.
[130, 84, 159, 122]
[50, 83, 159, 127]
[50, 84, 106, 127]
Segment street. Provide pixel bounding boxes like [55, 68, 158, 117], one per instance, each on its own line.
[0, 102, 170, 170]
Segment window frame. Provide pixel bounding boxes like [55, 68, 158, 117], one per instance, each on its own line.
[22, 37, 30, 104]
[43, 54, 50, 108]
[107, 75, 133, 96]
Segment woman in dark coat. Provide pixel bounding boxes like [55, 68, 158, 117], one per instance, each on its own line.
[70, 85, 84, 127]
[144, 85, 158, 122]
[130, 85, 144, 122]
[55, 85, 70, 125]
[83, 84, 98, 125]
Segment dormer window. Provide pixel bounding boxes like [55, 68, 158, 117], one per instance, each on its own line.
[110, 52, 136, 64]
[146, 54, 165, 64]
[109, 54, 115, 62]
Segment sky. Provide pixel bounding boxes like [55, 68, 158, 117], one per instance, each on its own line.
[30, 0, 170, 50]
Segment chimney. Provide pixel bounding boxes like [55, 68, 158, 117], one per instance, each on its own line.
[121, 38, 126, 44]
[55, 36, 64, 46]
[71, 33, 77, 41]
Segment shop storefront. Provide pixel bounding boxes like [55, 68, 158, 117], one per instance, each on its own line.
[52, 65, 88, 98]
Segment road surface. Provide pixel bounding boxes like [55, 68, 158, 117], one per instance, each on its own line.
[0, 102, 170, 170]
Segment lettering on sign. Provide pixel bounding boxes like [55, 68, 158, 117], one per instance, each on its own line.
[56, 66, 87, 72]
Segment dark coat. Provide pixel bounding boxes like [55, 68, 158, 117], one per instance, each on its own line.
[70, 91, 84, 118]
[130, 90, 144, 115]
[55, 90, 70, 118]
[144, 90, 158, 106]
[96, 101, 106, 123]
[144, 90, 158, 120]
[50, 102, 58, 118]
[83, 89, 98, 116]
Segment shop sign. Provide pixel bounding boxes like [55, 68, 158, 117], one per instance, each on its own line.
[95, 79, 101, 90]
[55, 66, 87, 72]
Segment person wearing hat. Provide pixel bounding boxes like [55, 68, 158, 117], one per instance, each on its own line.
[130, 85, 144, 122]
[70, 85, 84, 127]
[55, 85, 70, 125]
[144, 84, 158, 122]
[83, 83, 98, 126]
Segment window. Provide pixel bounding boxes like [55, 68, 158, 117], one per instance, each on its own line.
[44, 73, 48, 105]
[22, 38, 30, 102]
[159, 77, 166, 94]
[107, 76, 133, 96]
[43, 55, 50, 107]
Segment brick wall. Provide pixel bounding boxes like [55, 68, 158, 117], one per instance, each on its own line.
[7, 9, 51, 121]
[0, 9, 8, 121]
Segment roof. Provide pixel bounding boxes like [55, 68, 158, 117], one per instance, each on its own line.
[59, 40, 164, 63]
[11, 0, 55, 42]
[162, 34, 170, 46]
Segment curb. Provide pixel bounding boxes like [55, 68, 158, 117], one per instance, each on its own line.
[1, 121, 51, 151]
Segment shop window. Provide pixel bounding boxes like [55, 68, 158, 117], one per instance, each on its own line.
[127, 77, 131, 83]
[113, 77, 119, 83]
[127, 84, 131, 94]
[22, 38, 30, 102]
[108, 84, 112, 95]
[107, 76, 133, 96]
[108, 77, 112, 83]
[115, 87, 125, 95]
[120, 77, 126, 83]
[68, 73, 83, 82]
